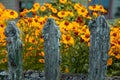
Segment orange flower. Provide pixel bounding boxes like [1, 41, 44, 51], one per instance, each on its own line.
[116, 54, 120, 59]
[108, 45, 120, 59]
[107, 58, 113, 66]
[38, 59, 45, 63]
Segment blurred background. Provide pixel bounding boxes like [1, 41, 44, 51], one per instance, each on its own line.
[0, 0, 120, 19]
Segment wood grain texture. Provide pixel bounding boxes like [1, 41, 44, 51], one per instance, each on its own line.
[88, 15, 110, 80]
[4, 21, 23, 80]
[42, 18, 61, 80]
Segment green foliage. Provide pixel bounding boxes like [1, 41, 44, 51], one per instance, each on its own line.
[60, 36, 89, 74]
[107, 58, 120, 76]
[0, 47, 8, 70]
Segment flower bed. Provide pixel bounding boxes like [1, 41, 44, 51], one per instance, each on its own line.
[0, 0, 120, 77]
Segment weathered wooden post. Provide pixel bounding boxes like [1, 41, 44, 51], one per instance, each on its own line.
[42, 18, 61, 80]
[4, 21, 23, 80]
[88, 15, 110, 80]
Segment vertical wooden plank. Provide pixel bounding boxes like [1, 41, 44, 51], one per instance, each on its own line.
[42, 18, 61, 80]
[88, 15, 110, 80]
[4, 21, 23, 80]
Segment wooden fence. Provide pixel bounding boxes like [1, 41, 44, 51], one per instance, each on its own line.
[4, 15, 110, 80]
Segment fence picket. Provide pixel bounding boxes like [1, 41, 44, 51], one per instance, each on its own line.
[42, 18, 61, 80]
[4, 21, 23, 80]
[88, 15, 110, 80]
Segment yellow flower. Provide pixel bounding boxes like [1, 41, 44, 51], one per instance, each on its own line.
[74, 3, 82, 10]
[31, 6, 39, 12]
[51, 8, 57, 13]
[20, 8, 30, 18]
[5, 9, 18, 19]
[40, 35, 44, 43]
[67, 10, 74, 17]
[25, 52, 32, 57]
[109, 46, 116, 56]
[1, 50, 7, 55]
[27, 17, 33, 24]
[71, 21, 80, 31]
[85, 13, 92, 19]
[89, 4, 107, 13]
[28, 37, 36, 43]
[22, 8, 30, 14]
[0, 21, 6, 44]
[27, 46, 34, 50]
[33, 17, 40, 27]
[38, 17, 47, 29]
[107, 58, 112, 66]
[108, 45, 120, 59]
[44, 3, 52, 9]
[80, 29, 90, 42]
[92, 11, 99, 18]
[110, 27, 119, 37]
[33, 3, 40, 9]
[57, 11, 68, 18]
[98, 5, 107, 13]
[0, 21, 6, 28]
[77, 8, 88, 17]
[116, 54, 120, 59]
[80, 25, 88, 34]
[38, 59, 45, 63]
[59, 0, 67, 4]
[89, 4, 99, 11]
[118, 21, 120, 24]
[61, 34, 74, 46]
[20, 12, 26, 18]
[40, 6, 46, 12]
[65, 67, 69, 73]
[59, 20, 73, 32]
[1, 58, 7, 63]
[49, 15, 59, 21]
[39, 51, 44, 56]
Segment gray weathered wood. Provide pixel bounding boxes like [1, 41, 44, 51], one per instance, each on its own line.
[42, 18, 61, 80]
[4, 21, 23, 80]
[88, 15, 110, 80]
